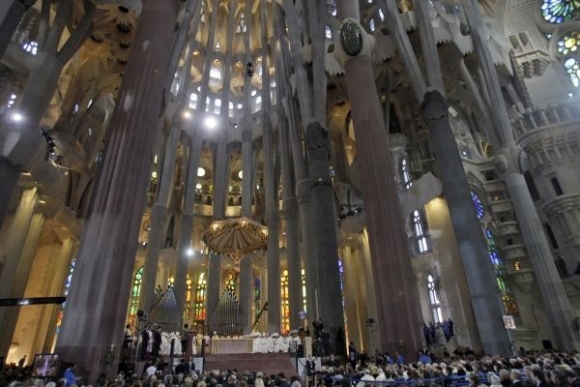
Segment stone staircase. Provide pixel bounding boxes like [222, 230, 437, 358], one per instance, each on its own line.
[203, 353, 298, 377]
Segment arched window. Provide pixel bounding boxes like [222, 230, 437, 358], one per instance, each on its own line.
[254, 278, 261, 320]
[412, 210, 430, 254]
[401, 158, 413, 190]
[524, 172, 541, 201]
[471, 191, 485, 219]
[427, 274, 442, 323]
[167, 273, 194, 320]
[485, 229, 519, 316]
[545, 223, 560, 249]
[128, 266, 144, 320]
[194, 273, 207, 321]
[209, 64, 222, 88]
[551, 177, 564, 195]
[301, 269, 308, 317]
[55, 259, 76, 337]
[281, 269, 290, 333]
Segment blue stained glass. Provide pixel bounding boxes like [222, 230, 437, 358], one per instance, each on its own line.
[541, 0, 580, 24]
[471, 191, 484, 219]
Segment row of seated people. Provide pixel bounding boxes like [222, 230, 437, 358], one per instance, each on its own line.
[3, 350, 580, 387]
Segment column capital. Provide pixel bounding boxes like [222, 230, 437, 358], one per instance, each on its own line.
[495, 146, 528, 176]
[334, 18, 376, 67]
[420, 89, 449, 123]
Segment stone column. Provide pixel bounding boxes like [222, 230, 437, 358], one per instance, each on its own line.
[55, 0, 179, 380]
[0, 159, 20, 229]
[0, 187, 37, 300]
[461, 0, 580, 351]
[274, 2, 318, 326]
[206, 129, 229, 329]
[0, 0, 32, 59]
[141, 117, 182, 312]
[260, 0, 281, 333]
[239, 127, 254, 333]
[279, 125, 302, 331]
[175, 133, 202, 328]
[333, 13, 422, 353]
[239, 254, 253, 334]
[0, 210, 43, 357]
[305, 122, 345, 353]
[421, 90, 511, 355]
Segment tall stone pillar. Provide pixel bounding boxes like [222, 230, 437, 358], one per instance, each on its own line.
[206, 130, 229, 329]
[333, 13, 422, 353]
[55, 0, 179, 380]
[274, 31, 307, 332]
[273, 3, 318, 328]
[0, 159, 19, 229]
[259, 0, 281, 333]
[175, 133, 202, 328]
[421, 90, 511, 355]
[141, 124, 181, 311]
[305, 122, 345, 353]
[0, 210, 43, 357]
[239, 255, 253, 334]
[461, 0, 579, 351]
[239, 128, 254, 334]
[0, 187, 37, 300]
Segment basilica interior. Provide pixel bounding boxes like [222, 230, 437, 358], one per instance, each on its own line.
[1, 0, 580, 379]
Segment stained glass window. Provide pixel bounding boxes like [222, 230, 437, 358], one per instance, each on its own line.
[281, 269, 290, 333]
[254, 278, 261, 320]
[427, 274, 443, 323]
[401, 158, 413, 190]
[484, 229, 519, 316]
[225, 270, 237, 295]
[301, 269, 307, 316]
[558, 31, 580, 54]
[128, 266, 143, 321]
[167, 273, 193, 320]
[541, 0, 580, 24]
[564, 57, 580, 87]
[412, 210, 430, 253]
[55, 259, 76, 336]
[471, 191, 485, 219]
[194, 273, 207, 321]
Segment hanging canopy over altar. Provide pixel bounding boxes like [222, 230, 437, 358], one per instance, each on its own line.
[201, 217, 268, 270]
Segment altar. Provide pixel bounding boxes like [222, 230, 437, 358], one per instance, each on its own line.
[210, 337, 254, 354]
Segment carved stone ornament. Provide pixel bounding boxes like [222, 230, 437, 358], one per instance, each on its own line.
[340, 20, 364, 57]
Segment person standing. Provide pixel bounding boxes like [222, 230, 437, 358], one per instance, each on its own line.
[348, 342, 357, 367]
[64, 363, 78, 387]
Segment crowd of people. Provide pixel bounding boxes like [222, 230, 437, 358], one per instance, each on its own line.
[3, 348, 580, 387]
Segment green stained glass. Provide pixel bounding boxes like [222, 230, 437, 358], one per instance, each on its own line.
[557, 31, 580, 54]
[541, 0, 580, 24]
